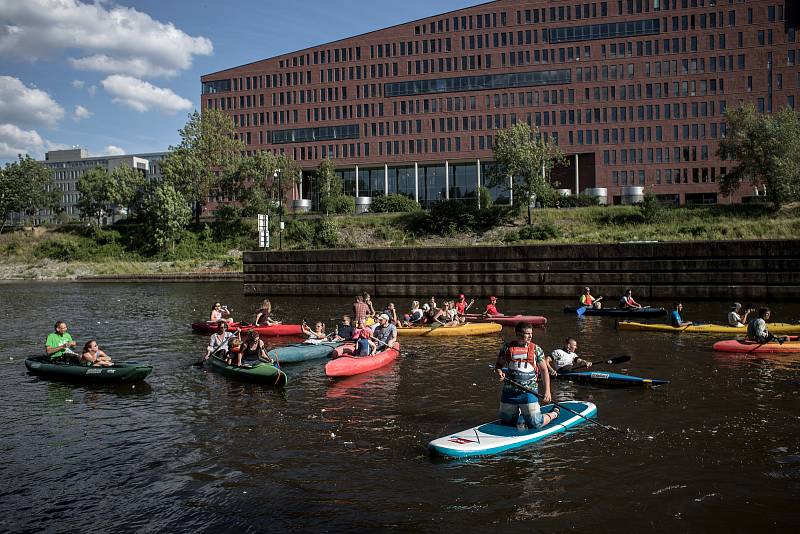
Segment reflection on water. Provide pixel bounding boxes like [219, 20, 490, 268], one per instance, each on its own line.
[1, 282, 799, 531]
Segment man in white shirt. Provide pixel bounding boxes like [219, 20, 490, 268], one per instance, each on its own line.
[547, 338, 592, 375]
[727, 302, 750, 327]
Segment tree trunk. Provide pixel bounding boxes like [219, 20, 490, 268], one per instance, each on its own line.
[527, 199, 533, 225]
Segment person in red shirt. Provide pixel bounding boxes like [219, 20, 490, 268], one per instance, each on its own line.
[455, 294, 474, 317]
[619, 289, 643, 309]
[485, 296, 501, 316]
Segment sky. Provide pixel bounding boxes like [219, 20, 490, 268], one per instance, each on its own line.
[0, 0, 487, 164]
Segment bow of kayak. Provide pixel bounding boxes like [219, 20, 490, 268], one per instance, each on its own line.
[557, 370, 669, 387]
[429, 401, 597, 457]
[397, 323, 502, 336]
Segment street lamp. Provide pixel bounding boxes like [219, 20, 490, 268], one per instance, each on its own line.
[274, 169, 283, 250]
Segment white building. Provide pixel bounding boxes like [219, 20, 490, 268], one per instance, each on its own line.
[35, 148, 168, 224]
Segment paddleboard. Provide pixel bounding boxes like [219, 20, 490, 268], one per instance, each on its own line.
[429, 400, 596, 457]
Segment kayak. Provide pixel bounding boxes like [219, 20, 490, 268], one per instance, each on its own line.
[712, 339, 800, 354]
[564, 306, 666, 317]
[191, 321, 303, 337]
[462, 314, 547, 326]
[325, 342, 400, 377]
[208, 355, 287, 385]
[24, 355, 152, 383]
[267, 341, 341, 363]
[557, 370, 669, 387]
[397, 323, 502, 337]
[618, 321, 800, 335]
[429, 401, 597, 457]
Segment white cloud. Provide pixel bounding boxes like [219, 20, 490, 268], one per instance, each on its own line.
[71, 79, 85, 89]
[103, 144, 125, 156]
[101, 75, 192, 115]
[0, 76, 64, 129]
[0, 123, 44, 159]
[72, 104, 92, 121]
[0, 0, 213, 77]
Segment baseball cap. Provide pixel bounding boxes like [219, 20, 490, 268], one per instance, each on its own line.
[459, 294, 465, 299]
[379, 313, 390, 321]
[732, 302, 741, 310]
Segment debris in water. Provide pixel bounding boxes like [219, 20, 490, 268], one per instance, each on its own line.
[330, 432, 336, 438]
[66, 399, 73, 403]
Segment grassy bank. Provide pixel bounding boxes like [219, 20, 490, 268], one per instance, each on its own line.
[1, 203, 797, 279]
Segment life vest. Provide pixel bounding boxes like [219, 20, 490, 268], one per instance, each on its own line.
[456, 301, 467, 314]
[583, 295, 594, 306]
[502, 342, 539, 376]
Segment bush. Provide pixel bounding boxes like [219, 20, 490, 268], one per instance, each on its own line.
[638, 193, 663, 224]
[322, 194, 355, 215]
[477, 186, 493, 208]
[315, 219, 341, 248]
[33, 239, 82, 261]
[557, 194, 600, 208]
[284, 219, 315, 249]
[406, 200, 513, 237]
[518, 221, 561, 241]
[370, 193, 420, 213]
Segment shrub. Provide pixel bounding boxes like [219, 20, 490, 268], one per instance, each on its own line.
[477, 186, 493, 208]
[322, 194, 355, 215]
[314, 218, 341, 248]
[502, 230, 520, 243]
[518, 221, 561, 241]
[370, 193, 420, 213]
[638, 193, 663, 224]
[284, 219, 315, 249]
[557, 194, 600, 208]
[406, 200, 513, 237]
[33, 239, 82, 261]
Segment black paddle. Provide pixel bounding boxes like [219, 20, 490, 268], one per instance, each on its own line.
[500, 375, 626, 434]
[566, 355, 631, 373]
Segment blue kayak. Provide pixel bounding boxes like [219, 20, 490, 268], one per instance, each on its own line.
[429, 401, 596, 457]
[558, 370, 669, 387]
[267, 341, 342, 364]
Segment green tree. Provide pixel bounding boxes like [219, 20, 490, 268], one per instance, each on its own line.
[0, 155, 60, 231]
[77, 167, 114, 223]
[489, 123, 566, 224]
[109, 165, 146, 219]
[232, 151, 300, 218]
[140, 182, 191, 254]
[718, 104, 800, 206]
[161, 109, 243, 226]
[314, 158, 347, 215]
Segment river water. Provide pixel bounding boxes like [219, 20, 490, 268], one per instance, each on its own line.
[1, 281, 798, 532]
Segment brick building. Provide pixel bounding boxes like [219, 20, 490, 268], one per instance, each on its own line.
[201, 0, 799, 207]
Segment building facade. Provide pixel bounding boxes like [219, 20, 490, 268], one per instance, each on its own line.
[201, 0, 799, 207]
[31, 149, 167, 224]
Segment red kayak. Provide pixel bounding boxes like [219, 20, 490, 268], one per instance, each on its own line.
[325, 342, 400, 377]
[462, 314, 547, 327]
[713, 338, 800, 354]
[191, 321, 303, 337]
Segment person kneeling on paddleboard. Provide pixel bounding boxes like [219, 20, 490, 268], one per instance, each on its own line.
[494, 322, 558, 429]
[546, 337, 591, 376]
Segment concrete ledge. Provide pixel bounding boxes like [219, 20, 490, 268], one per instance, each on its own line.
[242, 240, 800, 299]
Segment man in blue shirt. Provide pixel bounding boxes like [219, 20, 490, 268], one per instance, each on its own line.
[670, 302, 692, 328]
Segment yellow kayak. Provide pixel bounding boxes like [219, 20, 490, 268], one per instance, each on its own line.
[617, 321, 800, 334]
[397, 322, 503, 336]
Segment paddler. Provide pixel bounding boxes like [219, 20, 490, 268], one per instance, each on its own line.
[45, 320, 78, 363]
[484, 296, 501, 316]
[727, 302, 751, 327]
[747, 308, 789, 344]
[455, 294, 475, 318]
[619, 289, 643, 309]
[580, 287, 602, 309]
[204, 321, 240, 362]
[546, 338, 592, 375]
[670, 302, 693, 328]
[371, 313, 398, 349]
[494, 322, 559, 429]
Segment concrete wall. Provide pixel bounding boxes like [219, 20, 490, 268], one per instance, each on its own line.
[243, 240, 800, 300]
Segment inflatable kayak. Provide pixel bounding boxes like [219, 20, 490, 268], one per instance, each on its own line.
[557, 370, 669, 387]
[462, 314, 547, 326]
[191, 321, 303, 337]
[618, 321, 800, 334]
[325, 342, 400, 377]
[267, 341, 341, 364]
[24, 355, 152, 383]
[564, 306, 666, 317]
[397, 322, 502, 337]
[712, 339, 800, 354]
[429, 401, 597, 457]
[208, 355, 287, 385]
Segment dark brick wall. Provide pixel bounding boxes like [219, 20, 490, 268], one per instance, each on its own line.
[243, 240, 800, 300]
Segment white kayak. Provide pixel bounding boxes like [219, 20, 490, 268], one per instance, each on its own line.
[429, 400, 597, 457]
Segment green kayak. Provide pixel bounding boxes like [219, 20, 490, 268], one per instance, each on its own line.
[208, 355, 287, 386]
[24, 355, 153, 383]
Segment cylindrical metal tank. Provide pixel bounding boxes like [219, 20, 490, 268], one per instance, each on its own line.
[583, 187, 608, 205]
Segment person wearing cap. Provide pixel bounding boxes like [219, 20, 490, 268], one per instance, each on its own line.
[371, 313, 397, 349]
[579, 287, 603, 309]
[727, 303, 751, 328]
[455, 294, 475, 317]
[485, 296, 501, 316]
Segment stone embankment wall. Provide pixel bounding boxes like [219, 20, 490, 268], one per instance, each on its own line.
[243, 240, 800, 300]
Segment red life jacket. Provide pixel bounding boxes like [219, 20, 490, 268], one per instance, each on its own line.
[502, 342, 539, 377]
[456, 301, 467, 314]
[583, 295, 594, 305]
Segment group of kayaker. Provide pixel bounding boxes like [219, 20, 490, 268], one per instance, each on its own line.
[579, 287, 648, 310]
[44, 320, 114, 367]
[202, 320, 274, 367]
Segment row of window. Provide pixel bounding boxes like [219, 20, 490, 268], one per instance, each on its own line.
[384, 70, 571, 98]
[551, 18, 661, 44]
[271, 124, 360, 145]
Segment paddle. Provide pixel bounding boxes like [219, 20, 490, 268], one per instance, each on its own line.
[369, 335, 400, 355]
[564, 355, 631, 373]
[500, 375, 626, 434]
